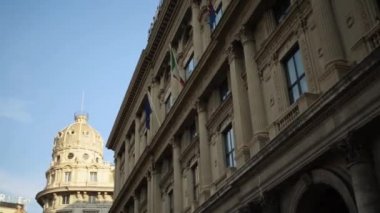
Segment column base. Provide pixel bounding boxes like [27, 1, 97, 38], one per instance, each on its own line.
[236, 146, 251, 168]
[250, 133, 269, 156]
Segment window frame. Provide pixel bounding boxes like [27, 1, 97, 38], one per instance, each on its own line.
[223, 126, 236, 168]
[64, 172, 71, 182]
[283, 45, 307, 104]
[219, 78, 230, 102]
[90, 172, 97, 182]
[185, 53, 195, 80]
[62, 194, 70, 205]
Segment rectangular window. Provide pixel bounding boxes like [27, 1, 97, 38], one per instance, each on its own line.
[62, 195, 70, 205]
[189, 121, 197, 141]
[223, 126, 236, 168]
[219, 79, 230, 102]
[273, 0, 291, 23]
[168, 191, 174, 213]
[215, 3, 223, 28]
[284, 46, 307, 104]
[90, 172, 97, 182]
[89, 195, 97, 203]
[64, 172, 71, 182]
[185, 54, 195, 80]
[192, 164, 199, 201]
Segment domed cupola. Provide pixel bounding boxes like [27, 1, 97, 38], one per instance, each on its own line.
[52, 112, 104, 165]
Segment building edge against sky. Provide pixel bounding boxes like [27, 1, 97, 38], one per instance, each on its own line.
[36, 113, 114, 213]
[106, 0, 380, 212]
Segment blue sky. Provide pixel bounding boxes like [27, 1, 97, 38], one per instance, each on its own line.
[0, 0, 158, 212]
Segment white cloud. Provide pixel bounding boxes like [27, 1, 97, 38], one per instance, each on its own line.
[0, 98, 32, 123]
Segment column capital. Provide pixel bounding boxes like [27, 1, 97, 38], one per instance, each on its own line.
[196, 99, 207, 112]
[240, 26, 255, 45]
[226, 41, 242, 63]
[170, 137, 181, 149]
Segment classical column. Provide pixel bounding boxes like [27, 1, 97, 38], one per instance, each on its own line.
[172, 138, 183, 212]
[342, 137, 380, 213]
[240, 27, 269, 154]
[133, 195, 139, 213]
[311, 0, 349, 89]
[191, 0, 203, 63]
[226, 42, 252, 166]
[135, 118, 141, 163]
[200, 0, 212, 51]
[197, 100, 212, 201]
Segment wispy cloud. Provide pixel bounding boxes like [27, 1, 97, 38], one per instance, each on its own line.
[0, 98, 32, 123]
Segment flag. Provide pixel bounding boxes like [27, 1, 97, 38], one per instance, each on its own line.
[143, 98, 152, 129]
[208, 1, 216, 29]
[169, 45, 185, 87]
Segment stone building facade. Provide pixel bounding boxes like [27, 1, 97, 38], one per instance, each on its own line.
[36, 113, 114, 213]
[107, 0, 380, 212]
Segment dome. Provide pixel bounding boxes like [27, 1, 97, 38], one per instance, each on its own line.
[52, 112, 104, 165]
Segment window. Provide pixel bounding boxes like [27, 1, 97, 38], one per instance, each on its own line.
[192, 164, 199, 201]
[90, 172, 97, 182]
[223, 126, 236, 168]
[48, 199, 53, 207]
[168, 191, 174, 213]
[64, 172, 71, 182]
[189, 121, 197, 141]
[89, 194, 97, 203]
[165, 94, 172, 114]
[219, 79, 230, 102]
[185, 54, 195, 80]
[214, 3, 223, 29]
[284, 46, 307, 104]
[273, 0, 291, 23]
[62, 195, 70, 205]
